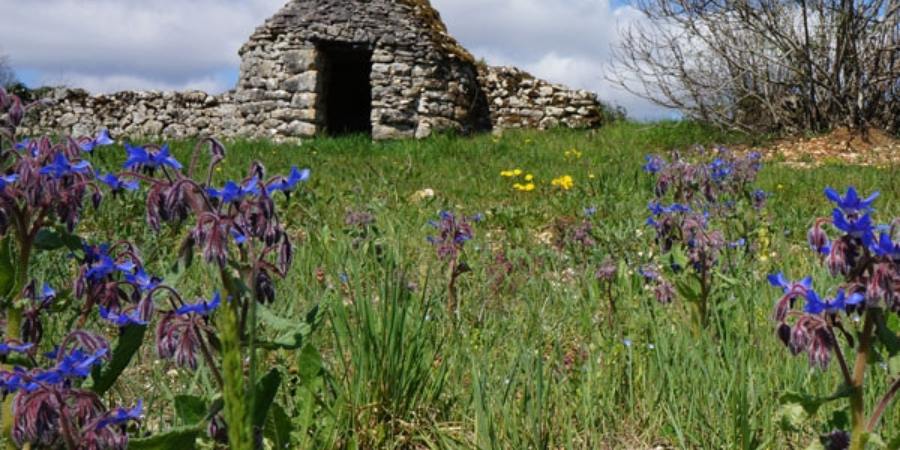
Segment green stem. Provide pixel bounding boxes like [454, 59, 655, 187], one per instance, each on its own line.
[3, 237, 32, 449]
[218, 268, 252, 450]
[849, 312, 876, 450]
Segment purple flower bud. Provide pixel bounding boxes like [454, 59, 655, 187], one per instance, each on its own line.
[827, 239, 850, 276]
[655, 280, 676, 305]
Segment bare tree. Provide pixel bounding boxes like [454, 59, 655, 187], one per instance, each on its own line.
[612, 0, 900, 134]
[0, 54, 15, 88]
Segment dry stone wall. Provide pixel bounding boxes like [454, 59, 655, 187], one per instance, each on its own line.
[19, 0, 605, 141]
[478, 66, 603, 130]
[18, 88, 243, 140]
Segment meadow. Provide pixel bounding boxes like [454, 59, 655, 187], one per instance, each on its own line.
[16, 121, 900, 449]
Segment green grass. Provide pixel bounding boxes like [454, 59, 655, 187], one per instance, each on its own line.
[61, 121, 900, 448]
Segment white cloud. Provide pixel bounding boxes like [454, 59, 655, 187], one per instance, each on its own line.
[0, 0, 675, 118]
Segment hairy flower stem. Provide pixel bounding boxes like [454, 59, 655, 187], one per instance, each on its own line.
[218, 269, 251, 450]
[2, 236, 33, 449]
[849, 312, 876, 450]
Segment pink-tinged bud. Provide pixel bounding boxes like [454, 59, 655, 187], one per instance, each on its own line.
[773, 295, 792, 322]
[8, 97, 24, 126]
[827, 239, 849, 276]
[867, 263, 892, 305]
[789, 324, 809, 355]
[808, 330, 833, 369]
[655, 280, 676, 304]
[807, 222, 829, 253]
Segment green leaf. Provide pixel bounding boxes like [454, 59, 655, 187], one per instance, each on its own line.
[875, 313, 900, 356]
[33, 228, 82, 252]
[778, 386, 852, 417]
[174, 395, 207, 426]
[253, 368, 282, 429]
[776, 403, 808, 432]
[0, 237, 16, 299]
[675, 276, 702, 303]
[266, 402, 293, 450]
[297, 343, 323, 382]
[128, 425, 202, 450]
[257, 304, 321, 350]
[90, 324, 147, 395]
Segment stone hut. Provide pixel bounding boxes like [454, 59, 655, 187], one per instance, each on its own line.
[235, 0, 491, 140]
[20, 0, 606, 141]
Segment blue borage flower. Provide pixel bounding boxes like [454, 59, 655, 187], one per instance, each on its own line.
[648, 202, 691, 216]
[123, 268, 159, 292]
[79, 129, 115, 152]
[96, 172, 139, 193]
[768, 273, 813, 293]
[803, 289, 864, 315]
[0, 174, 18, 191]
[85, 255, 136, 281]
[825, 186, 879, 215]
[38, 283, 56, 303]
[871, 232, 900, 260]
[832, 209, 875, 243]
[584, 206, 598, 217]
[39, 153, 91, 178]
[14, 138, 30, 151]
[643, 154, 665, 174]
[709, 158, 734, 181]
[0, 342, 33, 355]
[99, 306, 147, 327]
[95, 400, 143, 429]
[27, 349, 109, 388]
[207, 177, 260, 203]
[124, 144, 182, 171]
[266, 166, 310, 194]
[176, 292, 221, 316]
[230, 227, 247, 245]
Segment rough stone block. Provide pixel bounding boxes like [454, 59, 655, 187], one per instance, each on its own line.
[283, 49, 317, 73]
[283, 71, 318, 93]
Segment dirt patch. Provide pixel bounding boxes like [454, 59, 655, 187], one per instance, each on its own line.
[749, 127, 900, 168]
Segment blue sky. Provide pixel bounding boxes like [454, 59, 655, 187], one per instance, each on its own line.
[0, 0, 674, 120]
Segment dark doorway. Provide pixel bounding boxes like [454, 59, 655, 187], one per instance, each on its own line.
[318, 42, 373, 136]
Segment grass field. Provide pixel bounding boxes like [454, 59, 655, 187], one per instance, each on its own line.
[40, 121, 900, 449]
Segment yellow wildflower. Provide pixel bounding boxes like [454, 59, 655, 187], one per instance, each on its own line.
[564, 148, 583, 160]
[588, 173, 596, 179]
[525, 174, 534, 181]
[551, 175, 575, 190]
[513, 183, 535, 192]
[513, 169, 523, 176]
[500, 170, 516, 177]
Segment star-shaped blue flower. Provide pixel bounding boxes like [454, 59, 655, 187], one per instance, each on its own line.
[804, 289, 863, 314]
[124, 144, 182, 171]
[0, 174, 17, 191]
[871, 232, 900, 260]
[79, 129, 115, 152]
[0, 342, 33, 355]
[825, 186, 879, 215]
[97, 172, 139, 193]
[643, 155, 665, 174]
[207, 177, 260, 203]
[39, 153, 91, 178]
[99, 306, 148, 327]
[767, 273, 813, 293]
[832, 209, 875, 243]
[85, 256, 136, 281]
[266, 167, 310, 194]
[176, 292, 221, 316]
[124, 268, 159, 292]
[96, 401, 143, 429]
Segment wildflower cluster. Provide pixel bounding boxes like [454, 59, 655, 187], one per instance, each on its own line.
[642, 147, 764, 325]
[550, 175, 575, 191]
[500, 169, 536, 192]
[768, 186, 900, 449]
[0, 87, 314, 450]
[427, 211, 480, 316]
